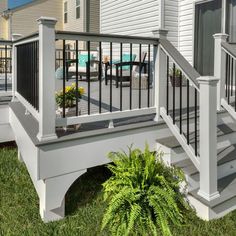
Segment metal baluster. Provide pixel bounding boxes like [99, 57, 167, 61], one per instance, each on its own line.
[187, 79, 190, 144]
[110, 42, 113, 112]
[139, 44, 142, 109]
[195, 88, 198, 156]
[120, 43, 123, 111]
[226, 54, 229, 98]
[179, 71, 182, 134]
[99, 41, 102, 114]
[75, 40, 79, 116]
[228, 55, 231, 104]
[166, 56, 169, 115]
[231, 57, 234, 96]
[87, 41, 91, 115]
[173, 63, 176, 124]
[62, 40, 66, 118]
[147, 44, 151, 108]
[5, 45, 7, 91]
[130, 43, 133, 110]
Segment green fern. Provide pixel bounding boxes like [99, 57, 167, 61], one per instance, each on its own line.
[101, 145, 190, 236]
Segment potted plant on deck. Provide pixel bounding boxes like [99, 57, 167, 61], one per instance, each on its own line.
[169, 67, 187, 87]
[56, 83, 85, 117]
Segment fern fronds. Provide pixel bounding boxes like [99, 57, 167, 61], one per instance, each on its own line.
[101, 144, 190, 236]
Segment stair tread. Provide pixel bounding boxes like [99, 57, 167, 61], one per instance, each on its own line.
[156, 136, 180, 149]
[218, 145, 236, 165]
[0, 96, 11, 105]
[189, 173, 236, 208]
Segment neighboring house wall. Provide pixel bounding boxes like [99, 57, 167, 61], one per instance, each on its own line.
[10, 0, 63, 38]
[63, 0, 100, 33]
[0, 0, 8, 39]
[63, 0, 85, 32]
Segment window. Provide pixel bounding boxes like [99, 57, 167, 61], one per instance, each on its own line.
[64, 1, 68, 24]
[76, 0, 80, 19]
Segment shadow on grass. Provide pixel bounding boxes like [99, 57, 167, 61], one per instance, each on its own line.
[65, 165, 112, 216]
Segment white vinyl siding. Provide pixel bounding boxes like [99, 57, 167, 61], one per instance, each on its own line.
[179, 0, 194, 65]
[101, 0, 160, 38]
[164, 0, 179, 47]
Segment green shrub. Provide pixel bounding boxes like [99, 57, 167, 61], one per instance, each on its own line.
[101, 145, 190, 236]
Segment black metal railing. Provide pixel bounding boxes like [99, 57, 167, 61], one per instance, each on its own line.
[166, 58, 199, 156]
[17, 41, 39, 110]
[225, 52, 236, 111]
[55, 31, 156, 119]
[0, 41, 12, 92]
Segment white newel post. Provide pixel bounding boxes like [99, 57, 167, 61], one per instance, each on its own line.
[213, 33, 228, 111]
[11, 33, 22, 101]
[37, 17, 57, 142]
[197, 76, 220, 201]
[152, 29, 168, 121]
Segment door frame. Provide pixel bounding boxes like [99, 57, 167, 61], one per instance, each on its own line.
[192, 0, 227, 68]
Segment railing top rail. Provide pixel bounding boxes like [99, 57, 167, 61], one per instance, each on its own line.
[0, 40, 12, 46]
[56, 30, 159, 45]
[222, 41, 236, 60]
[160, 38, 200, 90]
[13, 32, 39, 45]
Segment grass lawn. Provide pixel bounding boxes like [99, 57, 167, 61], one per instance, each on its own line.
[1, 147, 236, 236]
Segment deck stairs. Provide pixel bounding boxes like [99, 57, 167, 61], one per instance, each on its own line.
[157, 108, 236, 220]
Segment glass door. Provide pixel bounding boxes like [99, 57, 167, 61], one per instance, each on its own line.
[194, 0, 222, 75]
[226, 0, 236, 43]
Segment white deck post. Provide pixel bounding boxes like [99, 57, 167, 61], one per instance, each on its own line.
[152, 29, 168, 121]
[213, 33, 228, 111]
[37, 17, 57, 142]
[197, 76, 220, 202]
[11, 33, 22, 101]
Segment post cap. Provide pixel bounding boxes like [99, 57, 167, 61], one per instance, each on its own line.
[37, 16, 57, 26]
[213, 33, 228, 41]
[12, 33, 23, 41]
[152, 28, 168, 39]
[197, 76, 220, 85]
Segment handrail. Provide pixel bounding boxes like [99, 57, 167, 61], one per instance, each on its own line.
[56, 30, 158, 45]
[159, 38, 200, 90]
[13, 32, 39, 44]
[222, 42, 236, 60]
[0, 40, 12, 46]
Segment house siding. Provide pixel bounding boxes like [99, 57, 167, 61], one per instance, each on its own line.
[11, 0, 63, 37]
[100, 0, 160, 37]
[179, 0, 194, 65]
[89, 0, 100, 34]
[164, 0, 179, 48]
[63, 0, 85, 32]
